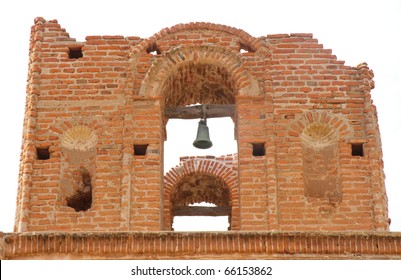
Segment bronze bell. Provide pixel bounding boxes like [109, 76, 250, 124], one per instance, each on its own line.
[193, 119, 213, 149]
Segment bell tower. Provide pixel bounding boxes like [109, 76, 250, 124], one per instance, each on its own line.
[14, 18, 389, 234]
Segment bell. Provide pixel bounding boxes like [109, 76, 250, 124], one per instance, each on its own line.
[193, 119, 213, 149]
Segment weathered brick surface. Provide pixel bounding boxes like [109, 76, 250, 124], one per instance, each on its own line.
[13, 18, 389, 238]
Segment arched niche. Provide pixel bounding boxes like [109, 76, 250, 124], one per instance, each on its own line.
[287, 112, 354, 202]
[301, 122, 341, 201]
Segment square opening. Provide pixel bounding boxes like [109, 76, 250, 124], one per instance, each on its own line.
[68, 46, 83, 59]
[36, 147, 50, 160]
[134, 144, 149, 156]
[252, 143, 265, 157]
[351, 143, 364, 157]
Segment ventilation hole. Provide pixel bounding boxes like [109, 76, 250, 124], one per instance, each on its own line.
[146, 43, 161, 55]
[134, 144, 149, 156]
[68, 46, 83, 59]
[351, 143, 364, 156]
[36, 147, 50, 160]
[252, 143, 265, 157]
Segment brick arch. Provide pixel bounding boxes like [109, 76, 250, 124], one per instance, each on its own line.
[163, 156, 239, 230]
[132, 22, 267, 56]
[50, 118, 106, 145]
[287, 111, 353, 140]
[138, 45, 262, 100]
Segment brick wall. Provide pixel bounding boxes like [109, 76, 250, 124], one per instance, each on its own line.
[14, 18, 389, 234]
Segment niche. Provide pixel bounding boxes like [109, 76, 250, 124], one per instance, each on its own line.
[134, 144, 149, 156]
[251, 142, 265, 157]
[351, 143, 364, 157]
[36, 147, 50, 160]
[60, 125, 97, 211]
[301, 123, 341, 201]
[68, 46, 83, 59]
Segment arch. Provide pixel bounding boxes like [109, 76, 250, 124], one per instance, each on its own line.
[137, 45, 262, 100]
[287, 111, 352, 140]
[132, 22, 268, 56]
[163, 156, 239, 230]
[50, 118, 106, 145]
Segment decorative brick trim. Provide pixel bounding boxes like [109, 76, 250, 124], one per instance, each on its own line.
[1, 231, 400, 260]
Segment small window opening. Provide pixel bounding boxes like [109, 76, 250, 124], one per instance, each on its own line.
[239, 42, 254, 53]
[351, 143, 364, 157]
[134, 144, 149, 156]
[66, 169, 92, 212]
[252, 143, 265, 157]
[36, 147, 50, 160]
[146, 43, 161, 55]
[68, 46, 83, 59]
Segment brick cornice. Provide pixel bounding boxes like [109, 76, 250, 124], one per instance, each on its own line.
[1, 231, 400, 260]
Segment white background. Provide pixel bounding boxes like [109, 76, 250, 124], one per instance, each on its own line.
[2, 260, 401, 279]
[0, 0, 400, 232]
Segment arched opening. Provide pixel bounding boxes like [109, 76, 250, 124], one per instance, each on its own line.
[164, 156, 239, 231]
[135, 42, 264, 231]
[169, 173, 232, 231]
[161, 59, 239, 231]
[162, 62, 238, 165]
[164, 117, 237, 171]
[162, 62, 237, 165]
